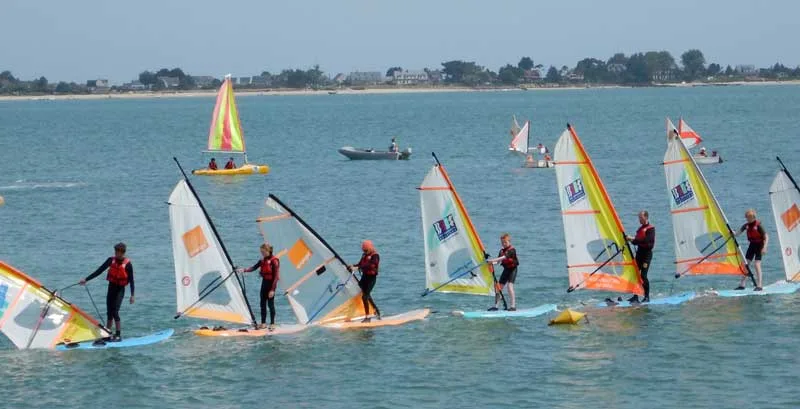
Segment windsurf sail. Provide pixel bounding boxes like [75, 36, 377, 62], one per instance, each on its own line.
[509, 120, 530, 154]
[510, 115, 522, 136]
[554, 124, 643, 295]
[168, 161, 256, 326]
[419, 153, 495, 296]
[206, 75, 246, 155]
[771, 157, 800, 282]
[666, 117, 679, 141]
[256, 194, 377, 325]
[662, 132, 747, 278]
[678, 117, 702, 149]
[0, 260, 111, 349]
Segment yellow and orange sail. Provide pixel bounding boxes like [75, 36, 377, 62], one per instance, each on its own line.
[207, 76, 246, 153]
[554, 124, 643, 295]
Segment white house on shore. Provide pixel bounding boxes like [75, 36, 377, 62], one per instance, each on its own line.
[347, 71, 384, 85]
[391, 69, 429, 85]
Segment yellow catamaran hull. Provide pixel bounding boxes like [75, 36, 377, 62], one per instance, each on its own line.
[192, 164, 270, 176]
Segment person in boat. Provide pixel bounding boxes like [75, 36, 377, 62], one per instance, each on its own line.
[389, 137, 399, 153]
[544, 153, 552, 162]
[625, 210, 654, 303]
[524, 154, 535, 166]
[538, 144, 547, 155]
[699, 147, 707, 157]
[208, 158, 218, 170]
[487, 233, 519, 311]
[348, 240, 380, 323]
[224, 157, 236, 169]
[735, 209, 767, 291]
[240, 243, 279, 330]
[80, 242, 134, 342]
[711, 150, 718, 157]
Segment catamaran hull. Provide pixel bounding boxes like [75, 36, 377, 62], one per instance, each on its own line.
[338, 147, 412, 160]
[192, 164, 270, 176]
[694, 155, 722, 165]
[55, 329, 174, 350]
[596, 291, 697, 308]
[193, 324, 308, 337]
[452, 303, 558, 318]
[320, 308, 430, 329]
[713, 280, 800, 297]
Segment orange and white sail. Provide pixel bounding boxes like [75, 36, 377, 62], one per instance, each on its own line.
[663, 132, 747, 277]
[770, 160, 800, 282]
[509, 120, 530, 154]
[510, 115, 522, 137]
[677, 118, 702, 149]
[0, 260, 111, 349]
[554, 124, 644, 295]
[257, 194, 373, 325]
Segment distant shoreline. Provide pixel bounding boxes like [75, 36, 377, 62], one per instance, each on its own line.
[1, 80, 798, 102]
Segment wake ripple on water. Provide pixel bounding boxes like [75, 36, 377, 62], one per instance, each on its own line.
[0, 179, 88, 191]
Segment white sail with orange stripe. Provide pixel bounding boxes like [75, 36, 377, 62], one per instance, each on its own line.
[677, 117, 702, 149]
[770, 163, 800, 282]
[510, 115, 522, 137]
[554, 124, 644, 295]
[509, 120, 530, 154]
[0, 260, 111, 349]
[663, 132, 747, 277]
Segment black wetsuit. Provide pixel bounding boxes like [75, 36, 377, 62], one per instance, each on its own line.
[246, 258, 278, 325]
[740, 221, 766, 261]
[631, 225, 655, 300]
[85, 257, 135, 322]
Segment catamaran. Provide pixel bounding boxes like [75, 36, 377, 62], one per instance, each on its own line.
[257, 194, 430, 329]
[0, 260, 172, 350]
[170, 159, 301, 336]
[192, 75, 270, 176]
[716, 157, 800, 297]
[666, 117, 722, 165]
[663, 130, 754, 295]
[553, 124, 685, 308]
[418, 153, 556, 318]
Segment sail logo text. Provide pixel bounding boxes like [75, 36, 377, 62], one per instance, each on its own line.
[671, 180, 694, 206]
[434, 214, 458, 241]
[566, 179, 586, 205]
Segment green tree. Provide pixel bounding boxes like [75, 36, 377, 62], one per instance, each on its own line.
[681, 49, 706, 80]
[624, 53, 650, 84]
[138, 71, 158, 86]
[34, 76, 48, 92]
[55, 81, 71, 93]
[707, 63, 721, 76]
[518, 57, 534, 70]
[574, 58, 607, 83]
[545, 66, 561, 83]
[498, 64, 523, 84]
[441, 60, 483, 84]
[0, 70, 17, 83]
[385, 66, 402, 77]
[607, 53, 628, 65]
[725, 65, 734, 76]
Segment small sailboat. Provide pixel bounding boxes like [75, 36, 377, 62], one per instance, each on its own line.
[509, 119, 530, 155]
[510, 115, 522, 137]
[666, 118, 722, 165]
[418, 153, 556, 317]
[663, 131, 754, 295]
[0, 260, 172, 350]
[192, 75, 270, 176]
[554, 124, 651, 307]
[169, 159, 302, 336]
[257, 194, 430, 329]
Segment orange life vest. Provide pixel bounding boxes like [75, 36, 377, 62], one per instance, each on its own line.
[107, 257, 130, 286]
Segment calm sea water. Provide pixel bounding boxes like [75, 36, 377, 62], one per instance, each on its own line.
[1, 85, 799, 409]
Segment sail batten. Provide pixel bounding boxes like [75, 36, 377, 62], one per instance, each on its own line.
[554, 125, 643, 295]
[419, 157, 495, 296]
[207, 76, 246, 153]
[663, 133, 746, 277]
[770, 162, 800, 282]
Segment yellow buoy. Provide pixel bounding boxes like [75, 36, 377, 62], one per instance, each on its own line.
[548, 309, 586, 325]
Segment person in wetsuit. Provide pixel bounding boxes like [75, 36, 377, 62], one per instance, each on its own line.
[241, 243, 279, 329]
[80, 242, 134, 341]
[208, 158, 218, 169]
[348, 240, 380, 323]
[735, 209, 767, 291]
[225, 157, 236, 169]
[487, 233, 519, 311]
[626, 210, 654, 303]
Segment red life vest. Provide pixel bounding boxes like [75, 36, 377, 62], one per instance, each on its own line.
[358, 253, 379, 276]
[107, 257, 130, 286]
[634, 224, 655, 249]
[225, 161, 235, 169]
[259, 256, 279, 281]
[746, 220, 764, 244]
[499, 246, 519, 269]
[209, 161, 218, 170]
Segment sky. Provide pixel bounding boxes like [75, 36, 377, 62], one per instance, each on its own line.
[3, 0, 799, 84]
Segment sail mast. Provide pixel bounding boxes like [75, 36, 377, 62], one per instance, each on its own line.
[172, 157, 257, 326]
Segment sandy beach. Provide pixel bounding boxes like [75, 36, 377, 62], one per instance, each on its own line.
[0, 80, 797, 102]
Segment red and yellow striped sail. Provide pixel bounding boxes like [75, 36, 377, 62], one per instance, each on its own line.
[207, 76, 246, 153]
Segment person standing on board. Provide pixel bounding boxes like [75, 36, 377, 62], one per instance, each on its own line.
[224, 157, 236, 169]
[625, 210, 655, 303]
[240, 243, 279, 330]
[487, 233, 519, 311]
[80, 242, 135, 342]
[389, 137, 399, 153]
[348, 240, 380, 323]
[208, 158, 218, 170]
[735, 209, 767, 291]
